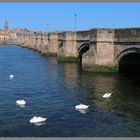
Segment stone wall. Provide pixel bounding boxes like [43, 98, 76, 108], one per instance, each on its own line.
[82, 45, 96, 67]
[77, 31, 90, 43]
[81, 30, 96, 67]
[113, 28, 140, 66]
[48, 33, 58, 56]
[114, 28, 140, 40]
[15, 32, 49, 55]
[57, 32, 78, 61]
[1, 27, 140, 72]
[65, 32, 77, 57]
[96, 29, 115, 66]
[81, 29, 116, 71]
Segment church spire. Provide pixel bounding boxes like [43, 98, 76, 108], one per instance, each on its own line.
[4, 20, 8, 32]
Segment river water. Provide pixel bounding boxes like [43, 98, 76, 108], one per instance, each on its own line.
[0, 46, 140, 137]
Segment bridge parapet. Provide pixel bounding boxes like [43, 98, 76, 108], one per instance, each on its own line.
[114, 37, 140, 42]
[76, 31, 90, 41]
[96, 29, 114, 42]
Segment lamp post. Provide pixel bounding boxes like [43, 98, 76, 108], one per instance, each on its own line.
[74, 14, 77, 32]
[47, 24, 49, 32]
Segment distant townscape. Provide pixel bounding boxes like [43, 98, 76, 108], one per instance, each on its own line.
[0, 20, 47, 41]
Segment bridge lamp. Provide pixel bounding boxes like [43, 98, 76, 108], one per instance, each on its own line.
[74, 14, 77, 32]
[47, 24, 49, 32]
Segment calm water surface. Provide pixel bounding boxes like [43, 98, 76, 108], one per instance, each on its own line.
[0, 46, 140, 137]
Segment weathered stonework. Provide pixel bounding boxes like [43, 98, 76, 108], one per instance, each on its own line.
[1, 27, 140, 72]
[82, 46, 96, 67]
[65, 32, 77, 57]
[96, 29, 115, 66]
[57, 32, 78, 62]
[48, 33, 58, 56]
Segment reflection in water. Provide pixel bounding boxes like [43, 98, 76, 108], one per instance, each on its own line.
[79, 72, 140, 116]
[33, 122, 46, 126]
[80, 72, 140, 136]
[79, 73, 117, 112]
[59, 63, 140, 136]
[75, 108, 89, 114]
[114, 73, 140, 118]
[16, 104, 26, 108]
[60, 63, 79, 90]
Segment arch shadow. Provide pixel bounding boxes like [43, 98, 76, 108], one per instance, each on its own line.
[78, 43, 90, 66]
[116, 47, 140, 73]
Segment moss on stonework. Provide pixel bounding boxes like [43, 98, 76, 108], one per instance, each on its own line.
[82, 65, 118, 73]
[40, 52, 47, 56]
[57, 56, 79, 63]
[47, 53, 57, 57]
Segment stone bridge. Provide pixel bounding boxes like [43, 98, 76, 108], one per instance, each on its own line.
[1, 28, 140, 72]
[57, 28, 140, 72]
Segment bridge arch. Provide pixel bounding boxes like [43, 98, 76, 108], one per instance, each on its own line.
[78, 43, 90, 64]
[116, 47, 140, 73]
[78, 43, 90, 57]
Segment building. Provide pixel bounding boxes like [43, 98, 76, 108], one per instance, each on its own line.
[10, 31, 17, 40]
[0, 20, 10, 40]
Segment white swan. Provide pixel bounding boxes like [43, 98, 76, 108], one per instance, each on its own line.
[9, 74, 14, 80]
[75, 104, 89, 110]
[16, 100, 26, 105]
[30, 116, 47, 123]
[102, 93, 112, 98]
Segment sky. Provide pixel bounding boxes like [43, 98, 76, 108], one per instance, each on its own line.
[0, 2, 140, 32]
